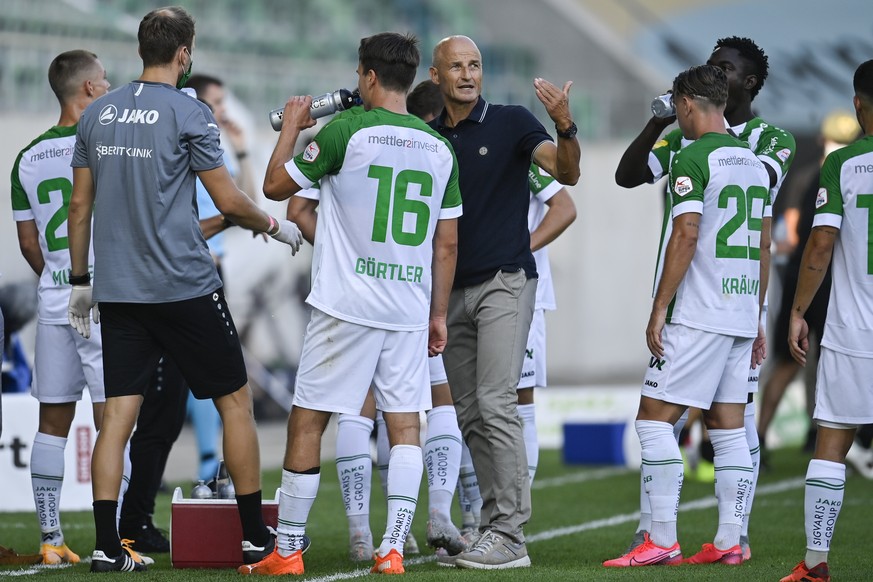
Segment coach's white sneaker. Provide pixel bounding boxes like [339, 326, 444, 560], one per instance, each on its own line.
[454, 530, 530, 569]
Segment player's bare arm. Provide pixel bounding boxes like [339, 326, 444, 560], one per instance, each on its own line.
[287, 196, 319, 245]
[429, 218, 458, 356]
[752, 215, 772, 368]
[647, 213, 699, 358]
[199, 166, 302, 252]
[16, 220, 45, 275]
[68, 166, 95, 279]
[788, 226, 837, 366]
[615, 116, 674, 188]
[530, 188, 576, 252]
[263, 95, 316, 200]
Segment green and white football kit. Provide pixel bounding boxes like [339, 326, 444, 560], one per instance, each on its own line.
[642, 133, 770, 409]
[11, 125, 104, 403]
[284, 107, 462, 414]
[291, 174, 449, 389]
[809, 135, 873, 425]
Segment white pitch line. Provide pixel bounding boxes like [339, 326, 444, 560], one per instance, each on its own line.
[305, 476, 805, 582]
[1, 564, 73, 577]
[532, 466, 633, 489]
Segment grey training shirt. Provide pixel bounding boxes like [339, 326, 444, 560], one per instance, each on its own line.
[73, 81, 223, 303]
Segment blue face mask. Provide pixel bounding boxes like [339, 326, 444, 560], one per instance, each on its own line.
[176, 48, 193, 90]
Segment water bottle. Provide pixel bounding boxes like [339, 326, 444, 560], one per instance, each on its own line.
[651, 93, 675, 119]
[269, 88, 361, 130]
[191, 479, 213, 499]
[214, 459, 236, 499]
[218, 480, 236, 500]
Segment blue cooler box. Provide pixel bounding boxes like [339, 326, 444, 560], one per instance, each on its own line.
[562, 422, 626, 465]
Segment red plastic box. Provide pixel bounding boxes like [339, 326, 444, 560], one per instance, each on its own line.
[170, 487, 279, 568]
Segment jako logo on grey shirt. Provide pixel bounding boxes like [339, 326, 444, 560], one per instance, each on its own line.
[73, 81, 224, 303]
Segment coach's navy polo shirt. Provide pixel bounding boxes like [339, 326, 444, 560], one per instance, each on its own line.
[429, 97, 553, 288]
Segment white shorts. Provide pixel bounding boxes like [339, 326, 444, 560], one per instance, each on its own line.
[32, 322, 105, 404]
[813, 347, 873, 426]
[429, 354, 448, 386]
[641, 323, 753, 409]
[519, 309, 546, 389]
[294, 309, 431, 414]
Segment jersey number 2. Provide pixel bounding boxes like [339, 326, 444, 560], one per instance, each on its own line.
[37, 177, 73, 252]
[368, 165, 432, 247]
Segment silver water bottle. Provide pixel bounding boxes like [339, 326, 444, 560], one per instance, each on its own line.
[651, 93, 675, 119]
[191, 479, 213, 499]
[269, 88, 361, 130]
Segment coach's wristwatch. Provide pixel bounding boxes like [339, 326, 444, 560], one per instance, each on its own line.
[555, 122, 578, 139]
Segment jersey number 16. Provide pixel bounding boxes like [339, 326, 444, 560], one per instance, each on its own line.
[368, 165, 432, 247]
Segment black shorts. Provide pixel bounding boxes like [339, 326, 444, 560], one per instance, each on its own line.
[100, 288, 248, 400]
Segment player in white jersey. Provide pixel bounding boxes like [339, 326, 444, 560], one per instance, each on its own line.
[10, 50, 112, 566]
[243, 33, 461, 576]
[615, 37, 794, 560]
[287, 82, 467, 563]
[780, 59, 873, 582]
[604, 65, 769, 569]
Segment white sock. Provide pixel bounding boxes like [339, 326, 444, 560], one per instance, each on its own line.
[377, 445, 423, 558]
[424, 406, 462, 520]
[335, 415, 374, 538]
[518, 403, 539, 483]
[638, 410, 688, 533]
[804, 459, 845, 567]
[457, 441, 481, 528]
[375, 412, 390, 499]
[637, 469, 652, 533]
[636, 420, 683, 548]
[31, 432, 67, 542]
[117, 441, 131, 529]
[277, 469, 320, 557]
[709, 428, 752, 550]
[742, 402, 759, 539]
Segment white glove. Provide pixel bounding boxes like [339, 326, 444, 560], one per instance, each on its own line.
[68, 284, 100, 339]
[270, 219, 303, 255]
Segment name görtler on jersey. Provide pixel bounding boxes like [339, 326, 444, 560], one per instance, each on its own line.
[355, 257, 424, 283]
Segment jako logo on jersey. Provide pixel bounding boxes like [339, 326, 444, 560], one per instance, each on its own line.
[117, 109, 160, 124]
[303, 142, 320, 162]
[99, 105, 118, 125]
[99, 105, 159, 125]
[673, 176, 693, 196]
[815, 188, 828, 209]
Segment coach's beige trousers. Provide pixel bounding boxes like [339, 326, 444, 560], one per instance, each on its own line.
[443, 269, 536, 544]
